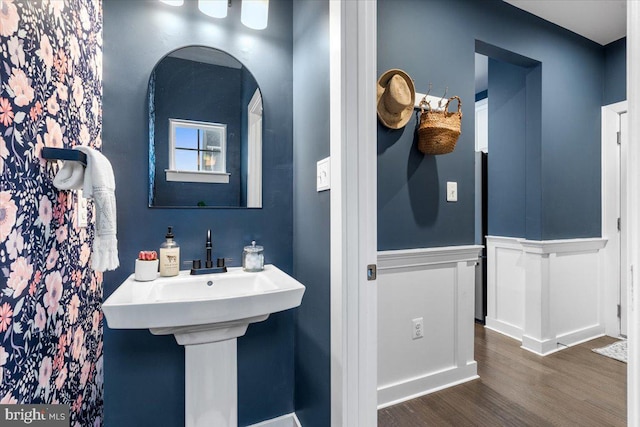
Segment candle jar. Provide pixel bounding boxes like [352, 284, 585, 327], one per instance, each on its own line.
[242, 241, 264, 272]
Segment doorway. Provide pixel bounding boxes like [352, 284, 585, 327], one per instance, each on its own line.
[474, 53, 488, 322]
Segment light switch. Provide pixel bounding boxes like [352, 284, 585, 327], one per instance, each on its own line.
[317, 157, 330, 192]
[446, 181, 457, 202]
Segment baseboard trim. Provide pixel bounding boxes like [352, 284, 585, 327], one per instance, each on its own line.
[485, 318, 523, 341]
[377, 362, 478, 409]
[557, 325, 605, 348]
[521, 334, 558, 356]
[519, 325, 605, 356]
[247, 412, 302, 427]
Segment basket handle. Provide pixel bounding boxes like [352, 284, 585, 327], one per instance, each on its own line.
[444, 96, 462, 114]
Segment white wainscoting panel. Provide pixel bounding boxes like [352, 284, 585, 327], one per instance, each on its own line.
[377, 246, 482, 408]
[486, 236, 607, 355]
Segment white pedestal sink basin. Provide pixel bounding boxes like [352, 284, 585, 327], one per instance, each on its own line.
[103, 264, 305, 427]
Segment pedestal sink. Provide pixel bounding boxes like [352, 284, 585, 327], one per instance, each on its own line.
[102, 264, 305, 427]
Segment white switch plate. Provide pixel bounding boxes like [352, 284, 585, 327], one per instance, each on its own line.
[317, 157, 330, 192]
[77, 189, 88, 228]
[412, 317, 424, 340]
[446, 181, 458, 202]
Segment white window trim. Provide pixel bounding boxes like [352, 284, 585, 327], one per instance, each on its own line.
[166, 118, 229, 183]
[164, 169, 230, 184]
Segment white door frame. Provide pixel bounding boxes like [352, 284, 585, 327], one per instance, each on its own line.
[329, 0, 378, 425]
[602, 100, 627, 338]
[627, 2, 640, 425]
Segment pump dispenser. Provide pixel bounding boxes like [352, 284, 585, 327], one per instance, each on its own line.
[159, 226, 180, 276]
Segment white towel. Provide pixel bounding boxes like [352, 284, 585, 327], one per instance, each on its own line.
[75, 146, 119, 272]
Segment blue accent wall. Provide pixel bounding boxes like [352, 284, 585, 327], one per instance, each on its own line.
[102, 1, 294, 426]
[292, 1, 331, 426]
[487, 58, 528, 238]
[604, 37, 627, 105]
[152, 57, 243, 207]
[378, 0, 608, 248]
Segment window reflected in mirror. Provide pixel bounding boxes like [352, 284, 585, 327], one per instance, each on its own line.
[166, 119, 229, 184]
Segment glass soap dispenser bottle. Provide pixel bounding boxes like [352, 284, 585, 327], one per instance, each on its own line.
[159, 226, 180, 277]
[242, 241, 264, 272]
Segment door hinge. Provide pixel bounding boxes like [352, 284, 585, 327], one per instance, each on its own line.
[617, 303, 622, 319]
[367, 264, 377, 281]
[617, 131, 621, 145]
[618, 217, 621, 231]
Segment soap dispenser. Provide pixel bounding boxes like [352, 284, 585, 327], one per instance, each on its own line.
[160, 226, 180, 277]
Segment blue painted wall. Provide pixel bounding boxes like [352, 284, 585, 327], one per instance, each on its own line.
[152, 58, 243, 207]
[292, 1, 331, 426]
[378, 0, 608, 248]
[604, 37, 627, 105]
[487, 58, 528, 238]
[102, 1, 294, 426]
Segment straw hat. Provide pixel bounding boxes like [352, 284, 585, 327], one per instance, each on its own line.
[377, 69, 415, 129]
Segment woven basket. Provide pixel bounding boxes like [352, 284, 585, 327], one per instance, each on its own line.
[417, 96, 462, 155]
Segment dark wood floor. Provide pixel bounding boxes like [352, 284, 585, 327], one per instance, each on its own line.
[379, 323, 627, 426]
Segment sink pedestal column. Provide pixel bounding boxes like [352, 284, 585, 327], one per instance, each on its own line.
[185, 339, 238, 427]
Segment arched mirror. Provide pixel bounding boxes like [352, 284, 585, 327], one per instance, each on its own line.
[148, 46, 263, 208]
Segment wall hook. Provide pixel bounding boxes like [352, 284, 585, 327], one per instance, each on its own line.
[438, 87, 448, 108]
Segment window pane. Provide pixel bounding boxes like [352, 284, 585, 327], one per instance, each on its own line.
[203, 129, 222, 150]
[174, 126, 198, 149]
[175, 148, 198, 171]
[201, 151, 223, 172]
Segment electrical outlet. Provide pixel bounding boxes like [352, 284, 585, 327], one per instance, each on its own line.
[77, 189, 88, 228]
[446, 181, 458, 202]
[317, 157, 330, 192]
[412, 317, 424, 340]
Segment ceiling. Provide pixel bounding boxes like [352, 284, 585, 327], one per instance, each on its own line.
[503, 0, 626, 46]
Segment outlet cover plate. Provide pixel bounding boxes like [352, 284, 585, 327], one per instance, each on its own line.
[412, 317, 424, 340]
[317, 157, 330, 192]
